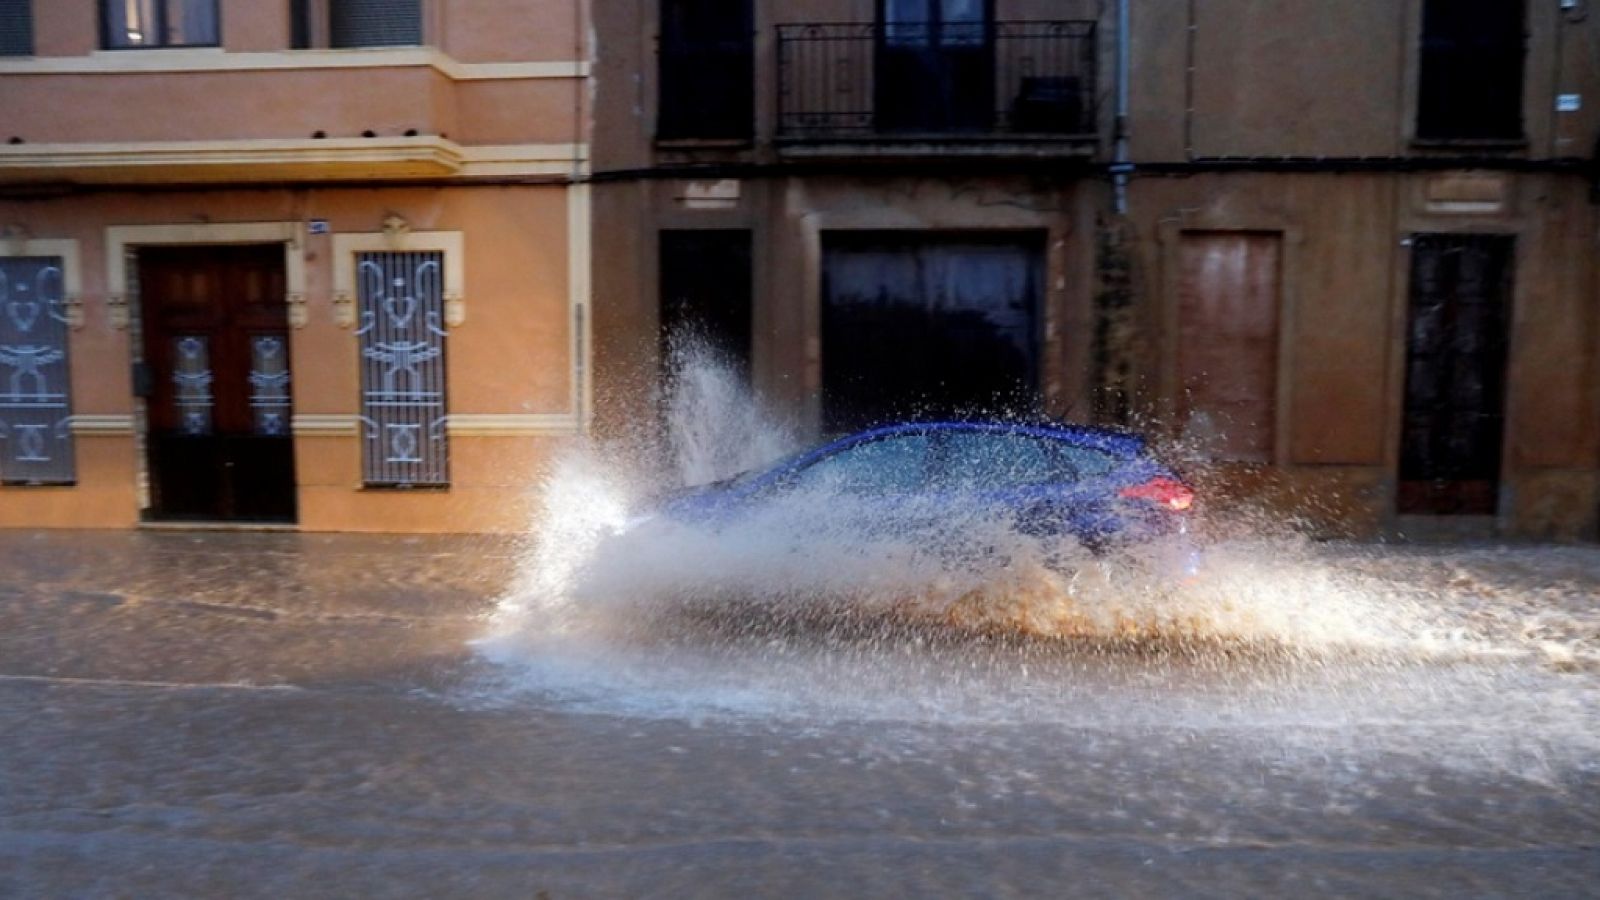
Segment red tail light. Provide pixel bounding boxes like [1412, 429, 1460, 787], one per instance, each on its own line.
[1119, 476, 1194, 512]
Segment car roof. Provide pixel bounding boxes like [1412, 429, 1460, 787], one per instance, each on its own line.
[839, 420, 1148, 458]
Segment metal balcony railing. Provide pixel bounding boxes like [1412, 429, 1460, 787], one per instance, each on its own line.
[776, 20, 1098, 143]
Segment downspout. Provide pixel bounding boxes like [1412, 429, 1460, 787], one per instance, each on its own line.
[1110, 0, 1132, 214]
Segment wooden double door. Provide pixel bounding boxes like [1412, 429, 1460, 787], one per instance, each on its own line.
[1398, 234, 1513, 515]
[139, 245, 297, 523]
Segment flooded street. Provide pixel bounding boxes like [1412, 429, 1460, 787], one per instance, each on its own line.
[1, 530, 1597, 897]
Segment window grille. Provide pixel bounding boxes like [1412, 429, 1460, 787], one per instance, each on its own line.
[356, 251, 449, 487]
[331, 0, 421, 48]
[0, 0, 33, 56]
[0, 257, 76, 485]
[292, 0, 422, 49]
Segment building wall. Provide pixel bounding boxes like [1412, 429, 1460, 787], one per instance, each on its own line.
[0, 0, 592, 533]
[590, 0, 1600, 540]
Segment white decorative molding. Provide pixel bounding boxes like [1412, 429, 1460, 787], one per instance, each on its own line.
[0, 49, 589, 81]
[445, 414, 582, 437]
[287, 293, 308, 329]
[0, 237, 82, 297]
[106, 223, 306, 311]
[568, 183, 593, 432]
[287, 413, 580, 438]
[0, 141, 588, 184]
[70, 414, 136, 435]
[332, 230, 464, 314]
[0, 237, 83, 329]
[291, 414, 360, 436]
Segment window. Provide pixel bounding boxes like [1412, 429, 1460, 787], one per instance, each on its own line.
[291, 0, 422, 49]
[658, 0, 754, 140]
[0, 257, 76, 485]
[356, 251, 449, 487]
[0, 0, 32, 56]
[792, 435, 932, 495]
[1416, 0, 1526, 141]
[103, 0, 219, 49]
[884, 0, 988, 47]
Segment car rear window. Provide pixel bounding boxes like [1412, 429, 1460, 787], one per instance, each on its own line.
[791, 434, 932, 494]
[935, 432, 1122, 491]
[1055, 443, 1119, 479]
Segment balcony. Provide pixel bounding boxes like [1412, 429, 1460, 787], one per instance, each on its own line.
[775, 20, 1098, 156]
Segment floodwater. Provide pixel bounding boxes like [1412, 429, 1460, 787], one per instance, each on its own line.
[0, 530, 1598, 897]
[4, 356, 1599, 896]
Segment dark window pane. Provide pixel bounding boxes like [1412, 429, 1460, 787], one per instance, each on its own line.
[103, 0, 218, 48]
[1417, 0, 1525, 140]
[658, 0, 754, 139]
[0, 0, 33, 56]
[171, 0, 218, 44]
[290, 0, 311, 48]
[331, 0, 422, 48]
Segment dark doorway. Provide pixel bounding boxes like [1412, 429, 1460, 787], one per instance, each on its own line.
[657, 0, 755, 140]
[138, 245, 297, 523]
[1399, 234, 1514, 515]
[822, 232, 1042, 432]
[659, 230, 753, 378]
[876, 0, 995, 133]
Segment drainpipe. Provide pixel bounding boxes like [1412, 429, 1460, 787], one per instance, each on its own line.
[1110, 0, 1132, 215]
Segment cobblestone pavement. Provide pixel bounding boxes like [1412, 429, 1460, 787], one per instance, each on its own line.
[1, 530, 1597, 897]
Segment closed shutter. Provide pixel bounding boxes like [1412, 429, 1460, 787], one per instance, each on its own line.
[0, 0, 33, 56]
[330, 0, 422, 48]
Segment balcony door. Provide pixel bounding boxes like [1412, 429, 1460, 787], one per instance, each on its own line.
[877, 0, 994, 133]
[139, 245, 297, 523]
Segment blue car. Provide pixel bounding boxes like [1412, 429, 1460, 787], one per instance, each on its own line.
[648, 421, 1198, 571]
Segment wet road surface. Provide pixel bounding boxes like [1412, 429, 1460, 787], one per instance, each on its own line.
[1, 530, 1597, 897]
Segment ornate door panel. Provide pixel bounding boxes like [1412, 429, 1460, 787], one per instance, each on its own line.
[0, 257, 75, 485]
[1399, 234, 1513, 515]
[139, 245, 296, 522]
[356, 251, 449, 487]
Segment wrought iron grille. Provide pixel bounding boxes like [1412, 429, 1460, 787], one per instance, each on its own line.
[0, 257, 76, 485]
[356, 251, 449, 487]
[776, 20, 1097, 141]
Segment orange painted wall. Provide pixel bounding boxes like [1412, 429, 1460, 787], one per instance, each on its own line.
[0, 184, 579, 533]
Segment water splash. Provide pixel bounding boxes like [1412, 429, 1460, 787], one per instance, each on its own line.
[477, 340, 1600, 775]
